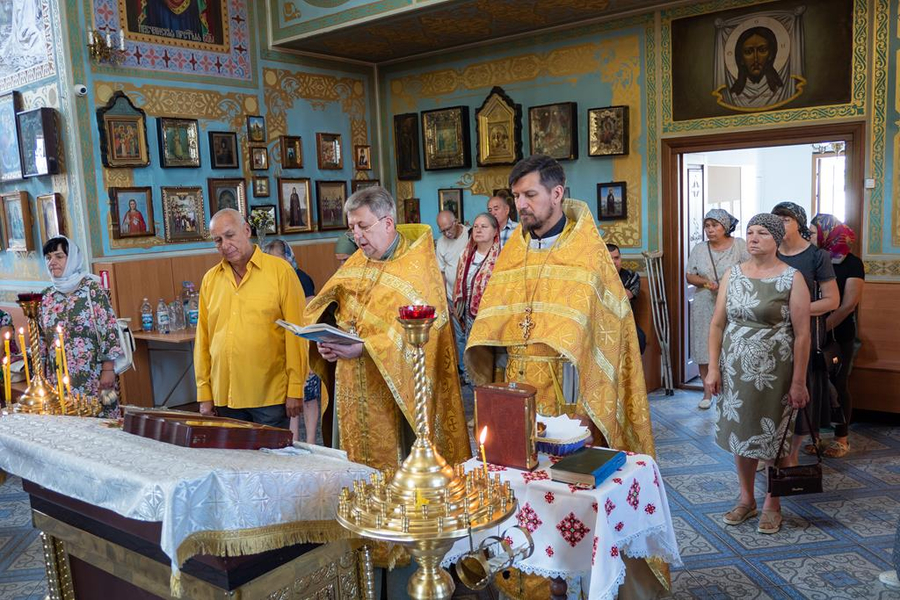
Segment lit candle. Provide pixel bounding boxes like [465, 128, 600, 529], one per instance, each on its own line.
[61, 376, 69, 413]
[17, 328, 29, 386]
[3, 332, 9, 374]
[118, 29, 125, 51]
[56, 326, 69, 383]
[479, 426, 490, 481]
[88, 30, 94, 45]
[54, 340, 63, 398]
[56, 369, 64, 404]
[2, 357, 9, 405]
[105, 32, 112, 47]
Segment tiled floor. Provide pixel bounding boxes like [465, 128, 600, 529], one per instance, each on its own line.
[659, 389, 900, 600]
[0, 389, 898, 599]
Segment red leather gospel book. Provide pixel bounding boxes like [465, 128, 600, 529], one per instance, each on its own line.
[474, 382, 538, 471]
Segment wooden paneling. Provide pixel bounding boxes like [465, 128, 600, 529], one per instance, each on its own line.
[850, 281, 900, 413]
[292, 240, 341, 293]
[170, 254, 221, 297]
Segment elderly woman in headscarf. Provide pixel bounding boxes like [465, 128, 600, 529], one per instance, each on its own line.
[40, 236, 122, 417]
[706, 214, 810, 535]
[770, 202, 839, 465]
[686, 208, 750, 409]
[262, 239, 320, 444]
[811, 214, 864, 457]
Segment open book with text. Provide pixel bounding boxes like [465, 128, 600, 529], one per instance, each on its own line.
[276, 319, 364, 345]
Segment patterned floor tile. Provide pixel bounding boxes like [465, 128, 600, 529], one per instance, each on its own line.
[7, 534, 45, 573]
[0, 501, 33, 529]
[665, 471, 742, 505]
[651, 420, 682, 441]
[669, 568, 710, 599]
[844, 456, 900, 486]
[819, 464, 868, 491]
[838, 432, 892, 454]
[672, 515, 722, 558]
[811, 496, 900, 538]
[655, 440, 721, 470]
[764, 552, 897, 599]
[703, 507, 835, 551]
[0, 581, 39, 600]
[685, 564, 782, 599]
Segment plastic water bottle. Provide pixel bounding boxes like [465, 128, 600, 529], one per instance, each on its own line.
[187, 292, 199, 328]
[180, 282, 194, 313]
[156, 298, 170, 334]
[140, 298, 153, 332]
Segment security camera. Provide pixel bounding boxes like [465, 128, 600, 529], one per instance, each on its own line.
[74, 84, 87, 97]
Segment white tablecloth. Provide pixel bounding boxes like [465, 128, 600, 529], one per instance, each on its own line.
[0, 414, 373, 585]
[443, 452, 681, 600]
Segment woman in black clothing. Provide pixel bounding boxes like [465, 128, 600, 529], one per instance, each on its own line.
[771, 203, 840, 467]
[812, 214, 865, 457]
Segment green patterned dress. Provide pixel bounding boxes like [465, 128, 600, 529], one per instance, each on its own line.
[715, 264, 797, 460]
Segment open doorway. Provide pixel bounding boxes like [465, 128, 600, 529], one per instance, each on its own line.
[661, 122, 865, 390]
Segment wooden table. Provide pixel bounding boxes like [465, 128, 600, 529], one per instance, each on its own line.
[133, 329, 197, 408]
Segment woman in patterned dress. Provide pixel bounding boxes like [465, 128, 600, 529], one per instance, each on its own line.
[40, 237, 122, 418]
[686, 209, 750, 410]
[706, 214, 810, 535]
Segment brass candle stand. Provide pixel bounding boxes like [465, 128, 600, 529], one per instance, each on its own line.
[9, 294, 102, 417]
[12, 294, 59, 414]
[336, 307, 517, 600]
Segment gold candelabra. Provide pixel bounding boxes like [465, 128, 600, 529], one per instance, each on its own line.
[87, 29, 125, 64]
[10, 294, 101, 417]
[336, 306, 517, 600]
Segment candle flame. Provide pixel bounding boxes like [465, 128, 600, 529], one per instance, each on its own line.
[2, 357, 6, 365]
[479, 426, 487, 445]
[3, 331, 9, 340]
[55, 339, 61, 348]
[18, 327, 23, 334]
[56, 325, 61, 333]
[63, 376, 69, 385]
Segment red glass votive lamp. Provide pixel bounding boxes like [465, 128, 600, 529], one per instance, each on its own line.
[399, 305, 435, 320]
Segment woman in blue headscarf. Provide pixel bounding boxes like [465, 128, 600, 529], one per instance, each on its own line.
[686, 208, 750, 410]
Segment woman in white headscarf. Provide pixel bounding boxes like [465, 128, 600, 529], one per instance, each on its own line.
[40, 236, 122, 417]
[686, 208, 750, 410]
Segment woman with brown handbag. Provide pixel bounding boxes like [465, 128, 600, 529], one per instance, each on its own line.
[706, 214, 810, 535]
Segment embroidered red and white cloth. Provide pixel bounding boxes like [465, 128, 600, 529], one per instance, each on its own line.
[443, 452, 681, 600]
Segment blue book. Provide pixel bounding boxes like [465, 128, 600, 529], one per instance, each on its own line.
[549, 447, 627, 487]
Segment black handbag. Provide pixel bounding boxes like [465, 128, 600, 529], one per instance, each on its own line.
[813, 287, 841, 376]
[767, 406, 823, 497]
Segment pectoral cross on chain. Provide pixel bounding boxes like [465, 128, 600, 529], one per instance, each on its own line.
[519, 307, 535, 341]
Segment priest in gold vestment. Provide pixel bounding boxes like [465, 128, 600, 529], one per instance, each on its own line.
[465, 155, 668, 599]
[304, 186, 470, 474]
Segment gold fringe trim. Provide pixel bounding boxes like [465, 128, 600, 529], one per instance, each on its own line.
[168, 520, 351, 597]
[175, 519, 350, 566]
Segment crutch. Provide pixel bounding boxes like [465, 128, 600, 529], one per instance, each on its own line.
[642, 251, 675, 395]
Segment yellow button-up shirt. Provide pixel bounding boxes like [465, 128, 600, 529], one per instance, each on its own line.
[195, 247, 307, 408]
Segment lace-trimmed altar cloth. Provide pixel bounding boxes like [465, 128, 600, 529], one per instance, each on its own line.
[443, 453, 681, 600]
[0, 414, 374, 593]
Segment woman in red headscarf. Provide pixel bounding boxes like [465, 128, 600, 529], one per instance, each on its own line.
[811, 214, 864, 457]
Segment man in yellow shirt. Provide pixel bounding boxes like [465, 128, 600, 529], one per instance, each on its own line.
[195, 208, 307, 428]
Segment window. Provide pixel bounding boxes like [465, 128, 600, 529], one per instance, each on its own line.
[812, 143, 846, 221]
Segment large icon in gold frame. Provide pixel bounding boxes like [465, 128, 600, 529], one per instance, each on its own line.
[97, 92, 150, 169]
[475, 86, 522, 167]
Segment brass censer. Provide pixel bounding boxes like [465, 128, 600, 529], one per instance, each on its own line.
[336, 305, 517, 600]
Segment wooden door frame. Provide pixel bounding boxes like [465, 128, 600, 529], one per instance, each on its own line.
[660, 120, 866, 388]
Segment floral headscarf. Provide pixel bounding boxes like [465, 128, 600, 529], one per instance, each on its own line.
[812, 214, 855, 263]
[747, 213, 785, 247]
[704, 208, 738, 235]
[771, 202, 812, 241]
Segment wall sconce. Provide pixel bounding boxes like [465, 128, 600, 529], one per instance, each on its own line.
[87, 29, 125, 64]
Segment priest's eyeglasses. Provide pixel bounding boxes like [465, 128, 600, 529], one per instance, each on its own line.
[345, 215, 387, 239]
